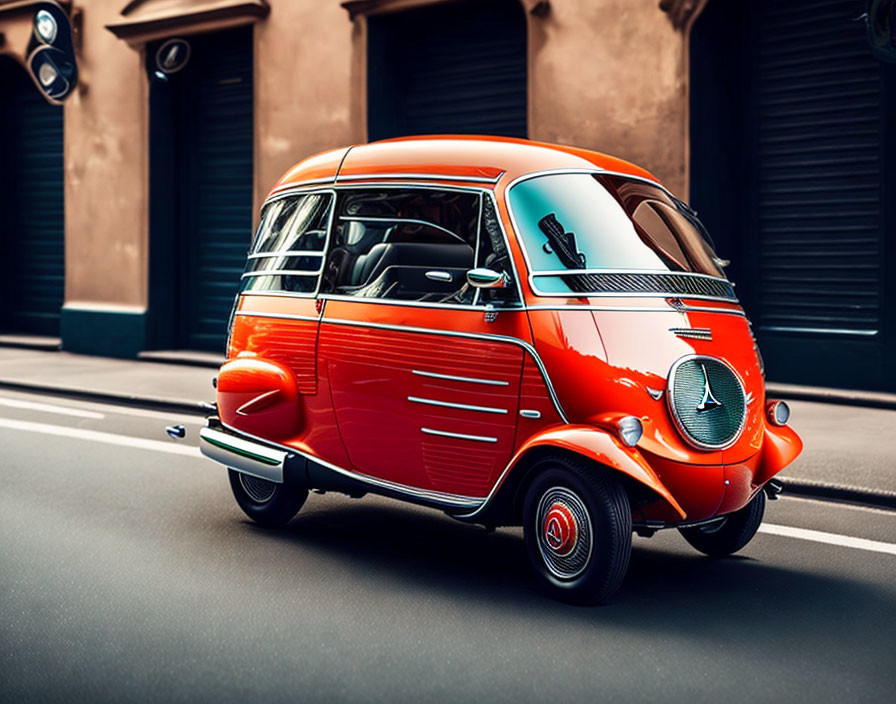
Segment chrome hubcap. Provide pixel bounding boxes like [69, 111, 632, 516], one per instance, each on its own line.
[536, 487, 593, 580]
[239, 473, 277, 503]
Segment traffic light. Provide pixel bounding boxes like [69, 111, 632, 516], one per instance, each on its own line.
[26, 1, 78, 103]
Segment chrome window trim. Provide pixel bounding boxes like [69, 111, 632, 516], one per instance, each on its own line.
[335, 171, 505, 184]
[503, 168, 738, 303]
[408, 396, 508, 415]
[242, 269, 324, 279]
[522, 303, 745, 316]
[412, 369, 509, 386]
[666, 354, 747, 452]
[421, 427, 498, 443]
[247, 250, 325, 260]
[216, 420, 484, 509]
[318, 293, 524, 312]
[235, 310, 569, 423]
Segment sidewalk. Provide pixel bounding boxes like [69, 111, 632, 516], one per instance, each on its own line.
[0, 347, 214, 414]
[1, 346, 894, 508]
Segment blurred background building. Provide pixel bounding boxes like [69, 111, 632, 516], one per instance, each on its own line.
[0, 0, 894, 392]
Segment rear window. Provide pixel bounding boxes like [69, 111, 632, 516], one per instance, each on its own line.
[241, 192, 334, 295]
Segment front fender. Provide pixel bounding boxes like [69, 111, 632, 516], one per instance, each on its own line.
[506, 425, 687, 520]
[754, 422, 803, 486]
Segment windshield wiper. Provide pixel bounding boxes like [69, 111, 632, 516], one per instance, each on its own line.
[538, 213, 587, 269]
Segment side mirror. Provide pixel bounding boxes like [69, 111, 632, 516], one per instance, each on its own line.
[466, 268, 508, 289]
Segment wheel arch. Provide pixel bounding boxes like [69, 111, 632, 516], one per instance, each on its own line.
[471, 425, 687, 526]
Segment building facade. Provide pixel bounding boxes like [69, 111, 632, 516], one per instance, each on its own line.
[0, 0, 893, 391]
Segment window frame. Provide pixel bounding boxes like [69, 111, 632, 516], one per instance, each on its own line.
[240, 182, 524, 311]
[240, 189, 337, 298]
[505, 168, 735, 302]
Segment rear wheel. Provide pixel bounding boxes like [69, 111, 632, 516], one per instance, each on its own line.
[679, 490, 766, 556]
[523, 457, 632, 604]
[228, 469, 307, 527]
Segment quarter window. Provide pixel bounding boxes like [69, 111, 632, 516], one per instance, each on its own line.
[240, 192, 334, 294]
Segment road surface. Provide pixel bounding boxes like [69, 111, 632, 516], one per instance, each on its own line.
[1, 389, 894, 703]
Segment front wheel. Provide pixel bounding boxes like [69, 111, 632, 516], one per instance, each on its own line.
[228, 469, 308, 527]
[523, 457, 632, 604]
[679, 490, 766, 557]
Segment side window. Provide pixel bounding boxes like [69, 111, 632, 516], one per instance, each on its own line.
[241, 192, 334, 295]
[320, 189, 519, 306]
[321, 189, 478, 303]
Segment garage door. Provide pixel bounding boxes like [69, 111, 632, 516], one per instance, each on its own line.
[148, 27, 254, 353]
[0, 58, 65, 337]
[691, 0, 896, 391]
[367, 0, 527, 140]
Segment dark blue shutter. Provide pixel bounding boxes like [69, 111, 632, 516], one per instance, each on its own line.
[1, 60, 64, 336]
[754, 0, 885, 336]
[179, 28, 254, 352]
[368, 0, 527, 141]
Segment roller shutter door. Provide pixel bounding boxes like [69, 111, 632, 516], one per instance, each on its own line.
[749, 0, 894, 390]
[1, 60, 64, 336]
[175, 28, 254, 352]
[367, 0, 527, 140]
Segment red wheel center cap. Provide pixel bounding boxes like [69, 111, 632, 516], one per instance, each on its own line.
[543, 502, 578, 556]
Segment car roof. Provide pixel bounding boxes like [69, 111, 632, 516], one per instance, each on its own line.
[270, 135, 661, 196]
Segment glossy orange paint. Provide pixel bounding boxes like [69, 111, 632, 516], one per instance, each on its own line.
[218, 136, 803, 526]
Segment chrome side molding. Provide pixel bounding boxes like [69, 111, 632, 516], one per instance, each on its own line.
[421, 427, 498, 443]
[408, 396, 507, 415]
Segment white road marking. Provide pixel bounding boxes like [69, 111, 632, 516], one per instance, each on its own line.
[760, 523, 896, 556]
[0, 397, 104, 419]
[0, 417, 201, 457]
[0, 391, 206, 424]
[2, 414, 895, 557]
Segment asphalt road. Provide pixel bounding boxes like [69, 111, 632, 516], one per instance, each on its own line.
[1, 390, 894, 703]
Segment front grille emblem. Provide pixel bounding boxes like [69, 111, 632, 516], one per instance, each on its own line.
[696, 363, 722, 412]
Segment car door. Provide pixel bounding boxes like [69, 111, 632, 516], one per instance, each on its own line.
[318, 186, 530, 501]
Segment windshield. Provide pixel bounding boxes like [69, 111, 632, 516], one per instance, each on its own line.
[508, 173, 726, 295]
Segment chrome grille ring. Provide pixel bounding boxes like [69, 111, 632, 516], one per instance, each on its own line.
[239, 473, 277, 503]
[536, 487, 593, 580]
[668, 355, 746, 450]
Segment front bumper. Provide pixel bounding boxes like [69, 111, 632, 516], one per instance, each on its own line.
[198, 425, 288, 484]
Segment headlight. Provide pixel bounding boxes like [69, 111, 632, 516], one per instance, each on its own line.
[766, 400, 790, 426]
[617, 416, 643, 447]
[35, 10, 58, 45]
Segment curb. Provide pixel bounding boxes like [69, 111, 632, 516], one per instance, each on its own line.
[0, 379, 209, 417]
[779, 477, 896, 511]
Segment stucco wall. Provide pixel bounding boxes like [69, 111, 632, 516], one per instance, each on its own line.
[64, 0, 148, 310]
[255, 1, 357, 208]
[528, 0, 689, 197]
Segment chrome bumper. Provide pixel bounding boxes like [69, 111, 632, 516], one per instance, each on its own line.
[198, 426, 288, 483]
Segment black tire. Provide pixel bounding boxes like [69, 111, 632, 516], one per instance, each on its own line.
[679, 490, 766, 557]
[228, 469, 308, 528]
[523, 456, 632, 605]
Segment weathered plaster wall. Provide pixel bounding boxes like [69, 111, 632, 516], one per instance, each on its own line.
[64, 0, 148, 309]
[528, 0, 689, 196]
[255, 1, 357, 208]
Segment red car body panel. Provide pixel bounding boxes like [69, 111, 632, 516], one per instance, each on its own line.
[212, 136, 803, 526]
